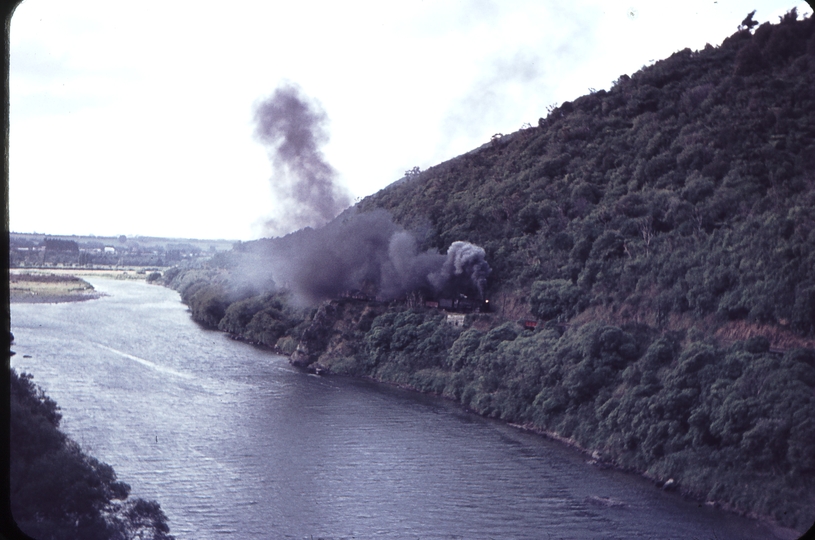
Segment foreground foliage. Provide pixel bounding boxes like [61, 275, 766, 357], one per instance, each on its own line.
[10, 368, 175, 540]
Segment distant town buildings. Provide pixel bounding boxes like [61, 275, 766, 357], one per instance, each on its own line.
[9, 233, 235, 268]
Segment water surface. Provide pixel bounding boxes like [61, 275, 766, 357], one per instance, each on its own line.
[10, 278, 788, 539]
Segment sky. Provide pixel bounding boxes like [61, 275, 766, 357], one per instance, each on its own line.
[8, 0, 812, 241]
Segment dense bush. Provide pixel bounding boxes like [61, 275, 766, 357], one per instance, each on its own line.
[530, 279, 586, 320]
[161, 12, 815, 533]
[352, 12, 815, 337]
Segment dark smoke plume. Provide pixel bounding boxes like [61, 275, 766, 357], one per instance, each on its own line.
[255, 84, 352, 235]
[256, 209, 490, 306]
[429, 241, 491, 299]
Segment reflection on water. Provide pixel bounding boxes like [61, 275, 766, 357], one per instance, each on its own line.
[10, 278, 788, 539]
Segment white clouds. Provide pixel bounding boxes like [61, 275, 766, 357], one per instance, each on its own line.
[9, 0, 812, 240]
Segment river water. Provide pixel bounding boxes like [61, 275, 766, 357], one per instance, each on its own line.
[9, 277, 790, 539]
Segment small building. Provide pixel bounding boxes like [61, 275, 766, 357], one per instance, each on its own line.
[446, 313, 466, 327]
[340, 289, 372, 301]
[104, 246, 116, 254]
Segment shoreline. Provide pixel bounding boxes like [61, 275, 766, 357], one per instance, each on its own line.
[92, 278, 814, 538]
[10, 266, 161, 280]
[230, 330, 807, 539]
[9, 271, 106, 304]
[502, 421, 805, 540]
[10, 293, 104, 304]
[330, 368, 807, 539]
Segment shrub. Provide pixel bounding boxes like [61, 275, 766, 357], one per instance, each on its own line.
[530, 279, 585, 320]
[10, 369, 174, 540]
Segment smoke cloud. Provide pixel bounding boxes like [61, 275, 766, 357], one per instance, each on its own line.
[255, 83, 352, 236]
[429, 241, 491, 299]
[251, 209, 490, 306]
[248, 86, 489, 304]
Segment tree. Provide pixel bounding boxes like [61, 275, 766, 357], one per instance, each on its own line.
[739, 10, 758, 31]
[530, 279, 584, 320]
[10, 369, 175, 540]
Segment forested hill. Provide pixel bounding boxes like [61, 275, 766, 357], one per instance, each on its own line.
[356, 10, 815, 347]
[164, 12, 815, 533]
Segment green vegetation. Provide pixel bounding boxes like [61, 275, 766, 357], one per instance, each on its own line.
[10, 368, 175, 540]
[356, 11, 815, 345]
[162, 13, 815, 532]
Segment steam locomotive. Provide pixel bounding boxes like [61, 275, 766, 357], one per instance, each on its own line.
[340, 289, 490, 313]
[425, 295, 490, 313]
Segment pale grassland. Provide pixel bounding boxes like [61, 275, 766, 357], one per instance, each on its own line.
[9, 271, 101, 303]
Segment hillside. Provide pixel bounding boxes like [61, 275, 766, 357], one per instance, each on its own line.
[162, 12, 815, 533]
[358, 10, 815, 345]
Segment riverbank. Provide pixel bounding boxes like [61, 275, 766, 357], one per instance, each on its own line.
[159, 268, 815, 535]
[9, 367, 175, 539]
[14, 278, 783, 539]
[501, 421, 805, 540]
[326, 359, 807, 540]
[219, 314, 810, 540]
[11, 266, 162, 280]
[9, 267, 168, 303]
[10, 272, 103, 303]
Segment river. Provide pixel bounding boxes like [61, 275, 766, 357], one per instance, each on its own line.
[9, 277, 790, 539]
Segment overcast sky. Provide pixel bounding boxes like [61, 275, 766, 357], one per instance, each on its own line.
[8, 0, 811, 240]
